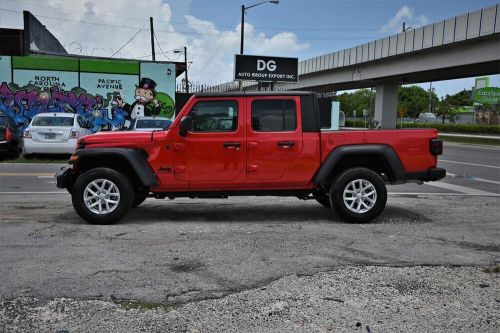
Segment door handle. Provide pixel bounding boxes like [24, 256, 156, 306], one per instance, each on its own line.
[277, 141, 295, 148]
[247, 141, 258, 149]
[223, 142, 241, 149]
[174, 143, 185, 152]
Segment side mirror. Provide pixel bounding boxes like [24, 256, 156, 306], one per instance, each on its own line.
[179, 116, 193, 137]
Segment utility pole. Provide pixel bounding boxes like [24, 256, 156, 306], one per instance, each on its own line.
[428, 82, 433, 113]
[184, 46, 189, 93]
[150, 17, 155, 61]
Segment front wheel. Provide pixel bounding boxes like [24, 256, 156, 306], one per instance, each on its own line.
[330, 167, 387, 223]
[71, 167, 134, 224]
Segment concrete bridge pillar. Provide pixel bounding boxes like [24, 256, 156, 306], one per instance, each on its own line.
[374, 82, 397, 129]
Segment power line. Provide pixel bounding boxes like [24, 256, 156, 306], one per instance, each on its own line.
[0, 9, 389, 39]
[197, 9, 241, 74]
[110, 27, 145, 58]
[0, 8, 145, 30]
[153, 31, 171, 61]
[3, 0, 149, 21]
[0, 6, 400, 32]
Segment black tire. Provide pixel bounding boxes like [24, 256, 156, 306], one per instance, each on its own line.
[314, 192, 331, 208]
[71, 167, 134, 224]
[7, 143, 19, 159]
[132, 194, 147, 208]
[330, 167, 387, 223]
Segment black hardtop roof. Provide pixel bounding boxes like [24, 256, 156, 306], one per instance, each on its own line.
[193, 91, 316, 98]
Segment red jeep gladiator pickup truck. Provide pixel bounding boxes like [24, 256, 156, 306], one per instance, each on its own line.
[56, 91, 445, 224]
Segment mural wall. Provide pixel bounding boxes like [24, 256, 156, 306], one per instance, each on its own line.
[0, 55, 176, 134]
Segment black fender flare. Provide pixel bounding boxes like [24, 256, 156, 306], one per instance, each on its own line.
[74, 148, 159, 187]
[313, 144, 406, 185]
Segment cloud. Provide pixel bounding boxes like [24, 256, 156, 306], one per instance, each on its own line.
[184, 21, 309, 84]
[379, 5, 429, 33]
[0, 0, 309, 84]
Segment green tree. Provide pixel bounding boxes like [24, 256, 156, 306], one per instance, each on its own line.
[398, 85, 438, 118]
[435, 99, 457, 124]
[336, 89, 374, 117]
[445, 89, 472, 107]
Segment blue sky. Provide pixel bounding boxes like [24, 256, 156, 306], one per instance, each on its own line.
[0, 0, 499, 96]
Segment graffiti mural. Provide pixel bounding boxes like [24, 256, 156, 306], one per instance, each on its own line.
[0, 55, 176, 135]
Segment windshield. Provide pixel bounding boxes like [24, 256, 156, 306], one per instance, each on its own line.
[32, 116, 74, 127]
[136, 119, 171, 129]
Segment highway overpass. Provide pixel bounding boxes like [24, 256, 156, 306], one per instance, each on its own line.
[276, 5, 500, 128]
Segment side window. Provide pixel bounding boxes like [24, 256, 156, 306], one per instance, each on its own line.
[189, 100, 238, 132]
[251, 99, 297, 132]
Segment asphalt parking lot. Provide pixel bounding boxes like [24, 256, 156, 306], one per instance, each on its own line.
[0, 142, 499, 332]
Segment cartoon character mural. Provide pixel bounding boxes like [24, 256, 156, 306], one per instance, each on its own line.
[0, 55, 176, 135]
[116, 78, 161, 120]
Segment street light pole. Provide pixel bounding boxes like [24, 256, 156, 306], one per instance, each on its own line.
[239, 0, 279, 90]
[240, 4, 245, 55]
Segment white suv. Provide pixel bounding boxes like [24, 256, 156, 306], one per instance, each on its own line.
[22, 113, 92, 155]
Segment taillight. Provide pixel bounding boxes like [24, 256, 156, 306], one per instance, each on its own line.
[430, 139, 443, 155]
[23, 128, 31, 138]
[69, 128, 79, 138]
[5, 128, 11, 142]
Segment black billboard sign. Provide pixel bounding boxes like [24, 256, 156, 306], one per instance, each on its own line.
[234, 54, 298, 83]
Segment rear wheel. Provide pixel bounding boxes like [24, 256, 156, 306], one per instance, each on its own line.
[71, 167, 133, 224]
[330, 167, 387, 223]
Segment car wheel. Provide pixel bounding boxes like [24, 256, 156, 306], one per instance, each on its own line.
[330, 167, 387, 223]
[21, 144, 32, 159]
[132, 194, 148, 208]
[313, 192, 331, 208]
[8, 144, 19, 159]
[71, 167, 133, 224]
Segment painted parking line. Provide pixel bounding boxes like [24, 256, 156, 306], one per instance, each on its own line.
[388, 192, 500, 196]
[0, 173, 55, 177]
[446, 172, 500, 186]
[0, 192, 67, 194]
[425, 181, 499, 196]
[440, 159, 500, 169]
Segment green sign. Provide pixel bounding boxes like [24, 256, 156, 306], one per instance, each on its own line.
[473, 87, 500, 105]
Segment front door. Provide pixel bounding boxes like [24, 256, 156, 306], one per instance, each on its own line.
[173, 98, 245, 186]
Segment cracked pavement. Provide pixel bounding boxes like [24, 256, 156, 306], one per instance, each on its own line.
[0, 194, 499, 331]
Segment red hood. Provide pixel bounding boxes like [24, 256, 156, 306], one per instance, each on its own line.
[79, 131, 154, 147]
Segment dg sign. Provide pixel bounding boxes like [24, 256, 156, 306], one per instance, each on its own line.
[234, 54, 298, 83]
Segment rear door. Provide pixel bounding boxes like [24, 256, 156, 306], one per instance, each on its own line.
[245, 96, 306, 186]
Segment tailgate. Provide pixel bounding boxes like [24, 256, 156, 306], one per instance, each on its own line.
[30, 126, 71, 143]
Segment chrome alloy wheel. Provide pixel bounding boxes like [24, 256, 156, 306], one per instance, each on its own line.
[342, 179, 377, 214]
[83, 179, 121, 215]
